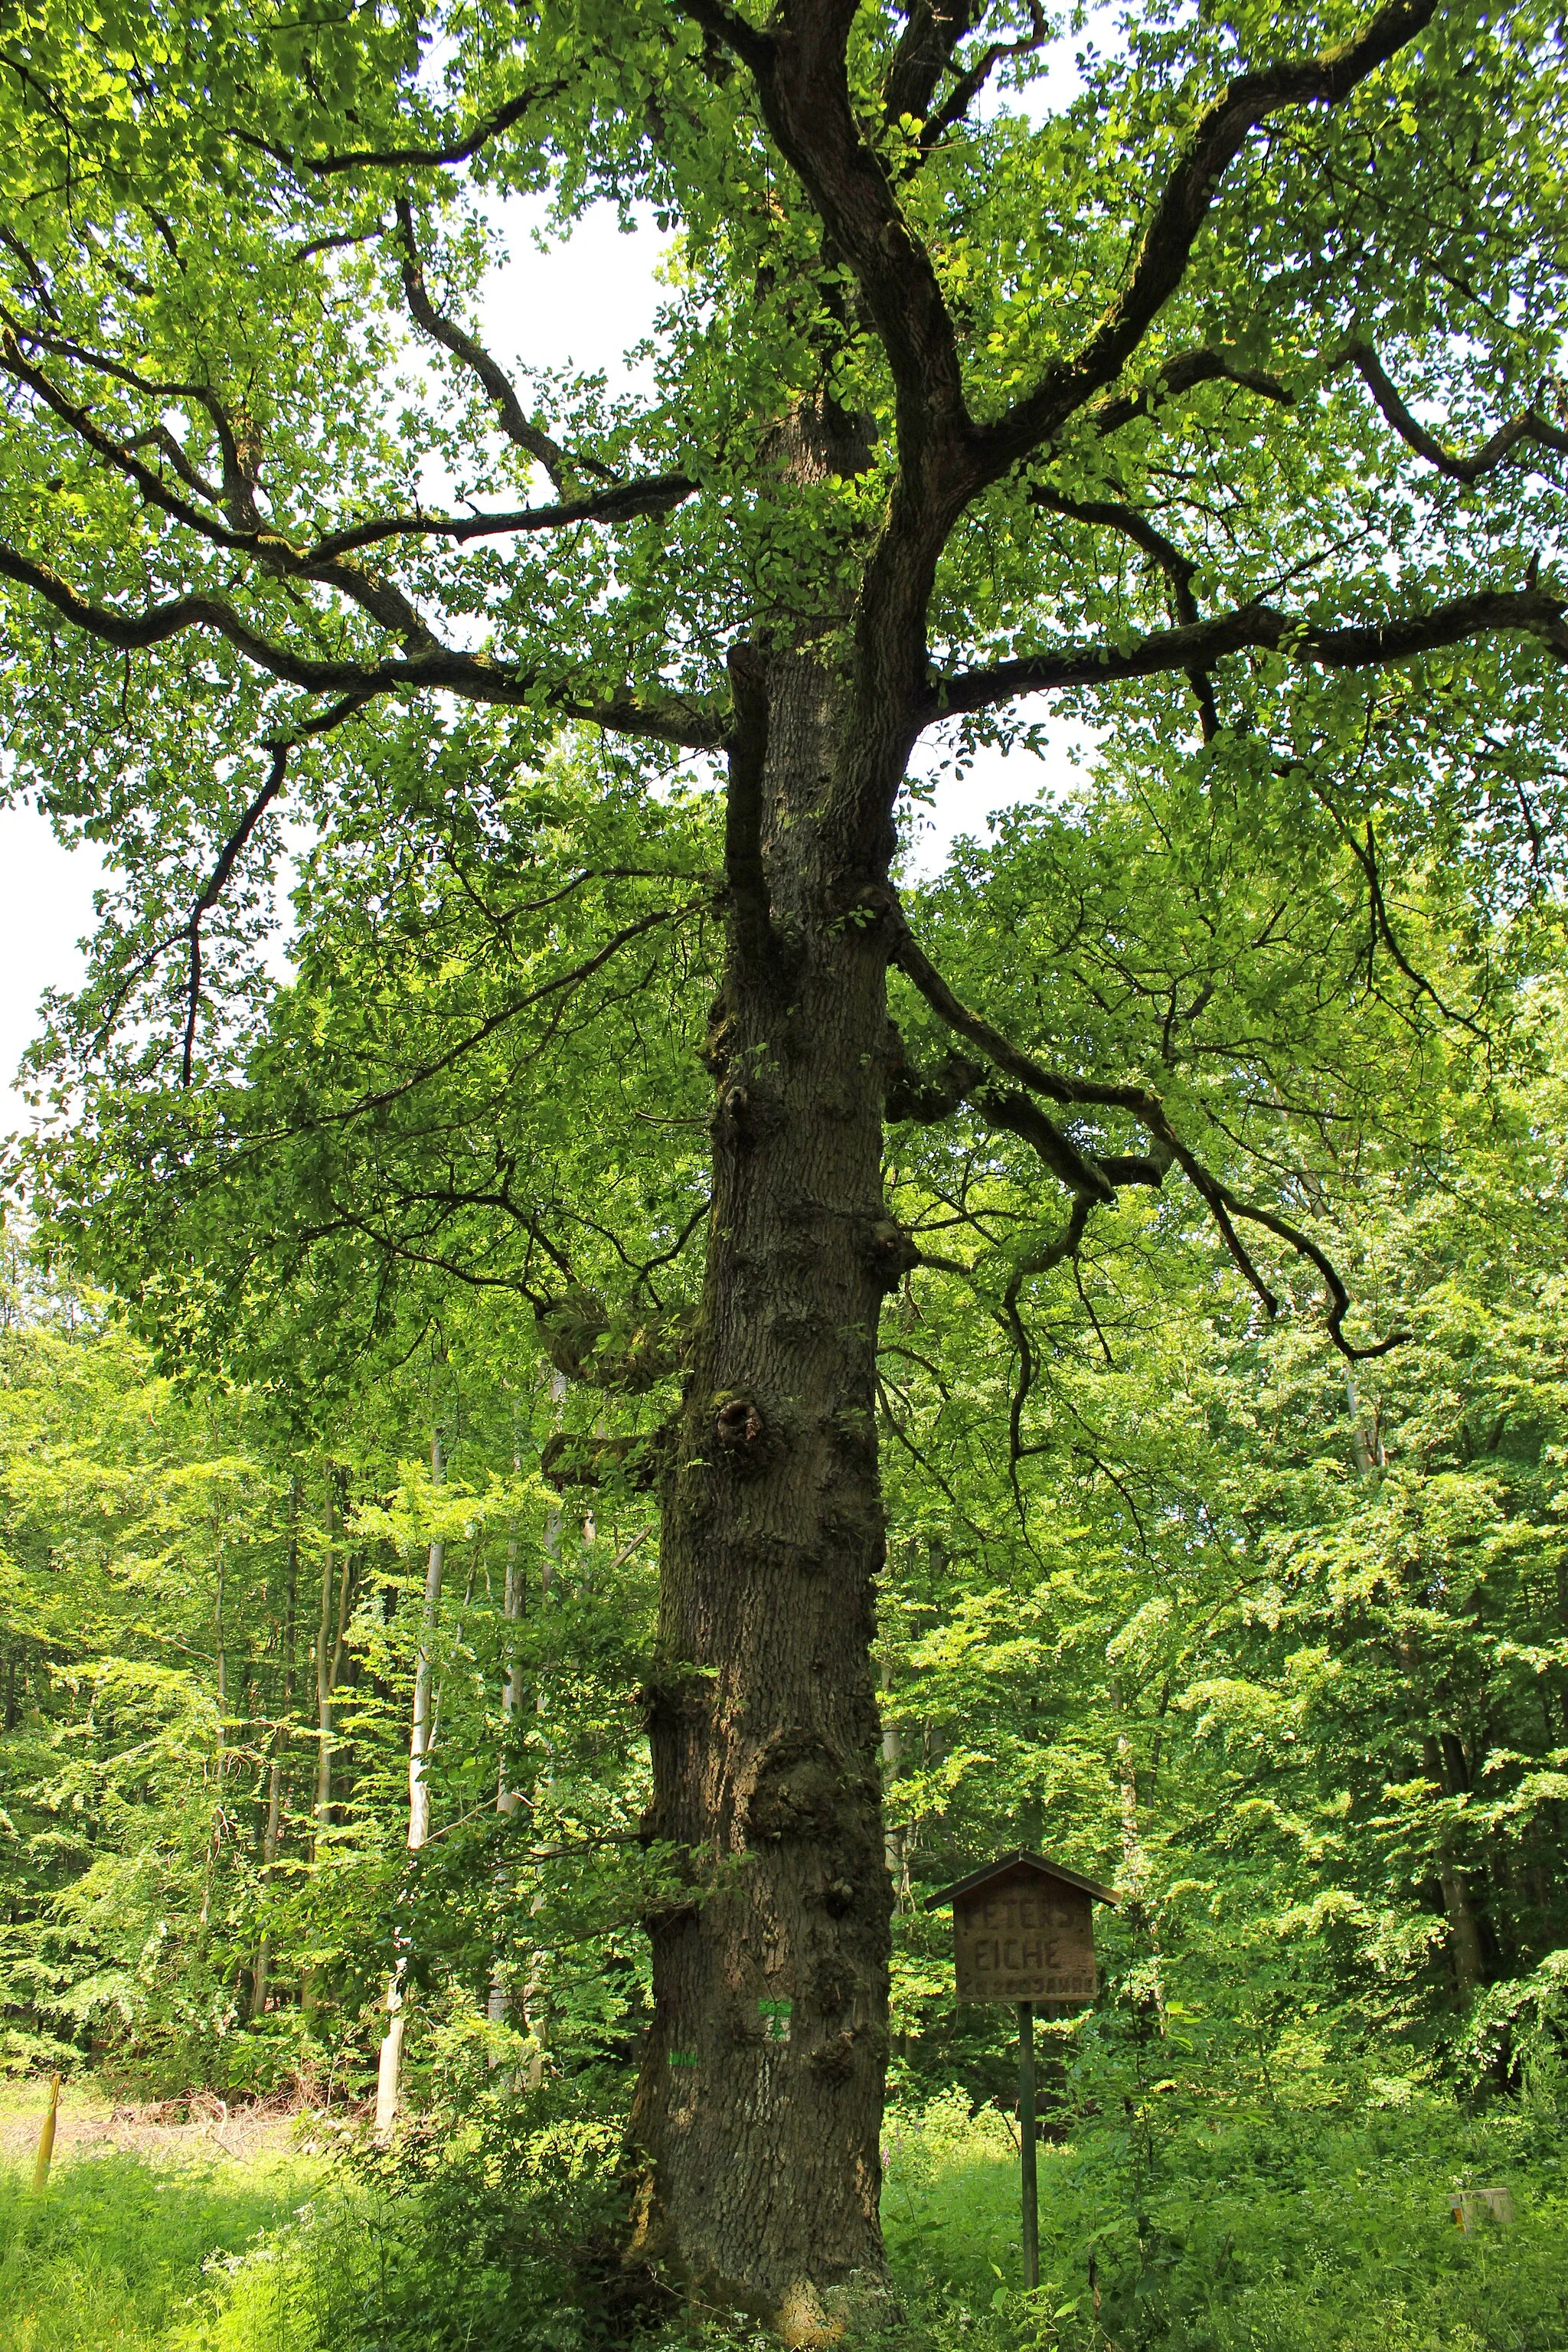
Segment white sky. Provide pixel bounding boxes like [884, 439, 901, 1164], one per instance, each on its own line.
[0, 24, 1112, 1134]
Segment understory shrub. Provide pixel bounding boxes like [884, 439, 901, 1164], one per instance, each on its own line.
[170, 2076, 629, 2352]
[880, 2089, 1568, 2352]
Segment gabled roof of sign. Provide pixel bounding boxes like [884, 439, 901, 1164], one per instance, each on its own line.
[923, 1849, 1119, 1911]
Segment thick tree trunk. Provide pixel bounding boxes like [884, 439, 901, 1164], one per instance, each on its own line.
[629, 641, 899, 2339]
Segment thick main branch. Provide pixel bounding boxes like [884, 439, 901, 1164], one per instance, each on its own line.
[926, 586, 1568, 720]
[976, 0, 1436, 472]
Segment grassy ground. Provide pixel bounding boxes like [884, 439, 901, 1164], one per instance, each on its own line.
[4, 2083, 1568, 2352]
[0, 2084, 319, 2352]
[880, 2089, 1568, 2352]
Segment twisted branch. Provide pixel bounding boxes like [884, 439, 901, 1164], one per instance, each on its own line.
[1350, 345, 1568, 485]
[979, 0, 1437, 472]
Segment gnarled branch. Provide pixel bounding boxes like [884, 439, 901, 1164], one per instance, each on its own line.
[234, 80, 570, 180]
[1351, 344, 1568, 485]
[0, 538, 727, 750]
[393, 198, 586, 490]
[684, 0, 969, 456]
[178, 692, 370, 1085]
[1002, 1193, 1096, 1500]
[1031, 482, 1218, 735]
[906, 2, 1050, 157]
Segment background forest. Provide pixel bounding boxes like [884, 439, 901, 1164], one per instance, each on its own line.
[5, 744, 1568, 2352]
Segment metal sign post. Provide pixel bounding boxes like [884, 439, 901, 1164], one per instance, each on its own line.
[925, 1851, 1116, 2297]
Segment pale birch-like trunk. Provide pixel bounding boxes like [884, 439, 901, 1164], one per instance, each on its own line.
[1114, 1685, 1165, 2027]
[309, 1469, 356, 1841]
[879, 1661, 903, 1894]
[313, 1475, 338, 1838]
[250, 1475, 299, 2019]
[374, 1430, 446, 2135]
[214, 1533, 227, 1750]
[198, 1526, 228, 1936]
[506, 1371, 567, 2083]
[485, 1465, 526, 2035]
[1346, 1370, 1386, 1488]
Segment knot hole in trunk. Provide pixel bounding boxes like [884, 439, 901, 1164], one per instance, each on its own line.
[714, 1392, 769, 1472]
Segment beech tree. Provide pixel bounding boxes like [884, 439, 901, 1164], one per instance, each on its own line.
[2, 0, 1566, 2329]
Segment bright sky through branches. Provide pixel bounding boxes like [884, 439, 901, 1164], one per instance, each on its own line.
[0, 2, 1111, 1139]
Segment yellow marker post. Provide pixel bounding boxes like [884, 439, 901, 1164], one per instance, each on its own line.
[32, 2072, 61, 2194]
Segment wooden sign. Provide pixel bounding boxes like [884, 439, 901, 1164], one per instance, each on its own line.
[925, 1852, 1116, 2295]
[926, 1852, 1116, 2007]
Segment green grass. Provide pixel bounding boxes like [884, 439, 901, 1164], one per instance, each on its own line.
[8, 2090, 1568, 2352]
[880, 2089, 1568, 2352]
[0, 2147, 319, 2352]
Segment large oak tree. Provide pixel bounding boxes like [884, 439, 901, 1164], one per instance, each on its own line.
[1, 0, 1566, 2329]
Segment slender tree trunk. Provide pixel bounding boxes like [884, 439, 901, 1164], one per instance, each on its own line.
[198, 1526, 230, 1939]
[1113, 1686, 1166, 2030]
[313, 1472, 339, 1839]
[374, 1430, 446, 2135]
[879, 1661, 904, 1895]
[516, 1370, 567, 2085]
[629, 632, 897, 2333]
[213, 1534, 227, 1751]
[252, 1475, 299, 2020]
[302, 1470, 344, 2024]
[486, 1448, 526, 2036]
[1421, 1731, 1488, 1996]
[1345, 1370, 1385, 1488]
[1396, 1618, 1488, 2000]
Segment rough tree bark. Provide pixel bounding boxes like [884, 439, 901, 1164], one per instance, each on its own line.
[0, 0, 1511, 2324]
[629, 407, 911, 2337]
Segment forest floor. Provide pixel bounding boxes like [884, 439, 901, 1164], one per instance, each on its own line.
[2, 2080, 1566, 2352]
[0, 2076, 321, 2168]
[0, 2103, 322, 2352]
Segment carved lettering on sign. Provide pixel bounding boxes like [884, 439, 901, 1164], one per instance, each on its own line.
[952, 1864, 1098, 2004]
